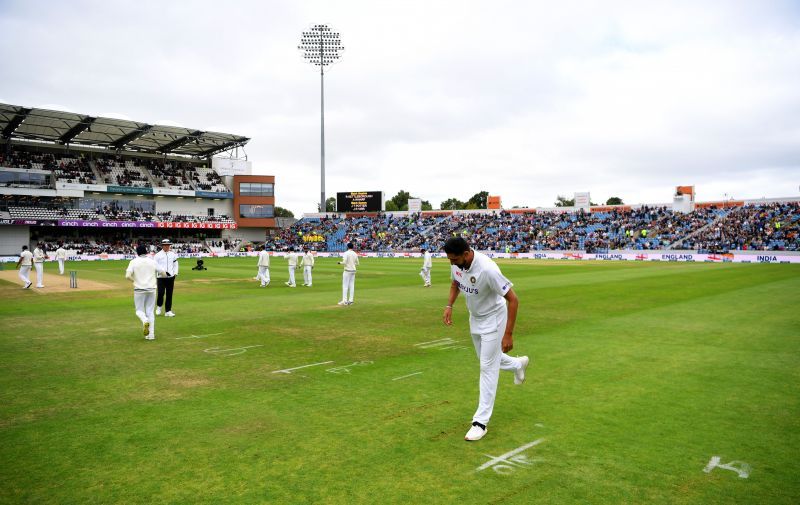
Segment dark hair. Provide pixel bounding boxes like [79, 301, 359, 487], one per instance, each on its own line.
[22, 245, 28, 250]
[136, 244, 148, 256]
[443, 237, 469, 255]
[347, 242, 354, 249]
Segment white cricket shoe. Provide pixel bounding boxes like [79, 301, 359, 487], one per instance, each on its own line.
[155, 307, 161, 316]
[36, 285, 45, 288]
[514, 356, 530, 385]
[337, 300, 347, 306]
[145, 335, 155, 341]
[465, 422, 487, 441]
[165, 311, 176, 317]
[23, 281, 32, 289]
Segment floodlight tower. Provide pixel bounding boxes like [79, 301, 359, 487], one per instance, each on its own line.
[298, 24, 345, 213]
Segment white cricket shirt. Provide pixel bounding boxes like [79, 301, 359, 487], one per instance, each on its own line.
[257, 251, 271, 267]
[154, 249, 179, 276]
[126, 255, 159, 291]
[451, 250, 513, 334]
[302, 252, 315, 267]
[422, 251, 432, 269]
[286, 252, 298, 267]
[19, 250, 33, 266]
[56, 248, 67, 260]
[341, 249, 359, 272]
[33, 248, 45, 263]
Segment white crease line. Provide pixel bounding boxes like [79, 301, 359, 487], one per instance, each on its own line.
[203, 345, 263, 356]
[392, 371, 423, 381]
[272, 361, 334, 374]
[414, 338, 453, 347]
[476, 439, 546, 471]
[176, 332, 225, 340]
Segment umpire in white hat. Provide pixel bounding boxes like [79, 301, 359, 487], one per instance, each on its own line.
[154, 238, 179, 317]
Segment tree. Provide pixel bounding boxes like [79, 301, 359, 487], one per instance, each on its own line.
[421, 200, 433, 211]
[440, 198, 465, 210]
[317, 197, 336, 212]
[388, 190, 411, 211]
[468, 191, 489, 209]
[274, 206, 294, 218]
[606, 197, 624, 205]
[385, 200, 399, 212]
[554, 195, 574, 207]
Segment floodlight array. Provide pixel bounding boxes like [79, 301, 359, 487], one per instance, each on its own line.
[298, 24, 345, 67]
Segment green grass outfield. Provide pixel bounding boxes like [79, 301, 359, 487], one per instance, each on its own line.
[1, 257, 798, 504]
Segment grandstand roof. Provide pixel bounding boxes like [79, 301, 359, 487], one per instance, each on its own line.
[0, 103, 249, 158]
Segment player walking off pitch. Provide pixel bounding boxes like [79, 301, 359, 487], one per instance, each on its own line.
[126, 244, 164, 340]
[442, 237, 529, 441]
[257, 245, 271, 287]
[285, 248, 298, 287]
[302, 248, 315, 286]
[16, 245, 33, 289]
[338, 242, 359, 305]
[420, 247, 432, 287]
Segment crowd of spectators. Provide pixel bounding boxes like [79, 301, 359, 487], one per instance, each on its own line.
[263, 203, 799, 253]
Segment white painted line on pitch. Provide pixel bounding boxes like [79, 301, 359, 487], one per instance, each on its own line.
[272, 361, 334, 374]
[415, 338, 452, 347]
[703, 456, 751, 479]
[392, 371, 423, 381]
[326, 361, 373, 374]
[476, 438, 546, 472]
[176, 332, 225, 340]
[203, 345, 263, 356]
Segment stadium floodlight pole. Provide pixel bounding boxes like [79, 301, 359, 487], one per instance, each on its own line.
[298, 24, 345, 213]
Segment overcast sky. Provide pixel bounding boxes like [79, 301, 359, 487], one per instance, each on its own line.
[1, 0, 799, 215]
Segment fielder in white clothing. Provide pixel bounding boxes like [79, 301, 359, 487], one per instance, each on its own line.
[16, 245, 33, 289]
[257, 245, 271, 287]
[32, 244, 46, 288]
[420, 248, 432, 287]
[126, 244, 164, 340]
[301, 248, 315, 286]
[285, 248, 298, 287]
[55, 245, 67, 275]
[443, 237, 529, 442]
[338, 242, 359, 305]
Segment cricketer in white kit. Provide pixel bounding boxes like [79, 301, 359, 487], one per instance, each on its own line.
[55, 245, 67, 275]
[301, 248, 315, 286]
[285, 248, 298, 287]
[420, 248, 432, 287]
[16, 245, 33, 289]
[443, 237, 529, 442]
[32, 244, 46, 288]
[257, 245, 271, 287]
[338, 242, 359, 305]
[126, 244, 164, 340]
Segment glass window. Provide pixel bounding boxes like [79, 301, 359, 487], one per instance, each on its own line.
[239, 182, 274, 196]
[239, 204, 274, 218]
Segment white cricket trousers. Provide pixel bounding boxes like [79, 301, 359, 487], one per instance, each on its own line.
[258, 266, 270, 286]
[34, 262, 44, 286]
[420, 267, 431, 285]
[342, 270, 356, 302]
[304, 266, 313, 285]
[470, 311, 524, 426]
[58, 259, 65, 275]
[19, 265, 31, 285]
[288, 267, 296, 286]
[134, 289, 156, 338]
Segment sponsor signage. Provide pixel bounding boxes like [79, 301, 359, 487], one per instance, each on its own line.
[55, 219, 236, 229]
[196, 190, 234, 199]
[337, 191, 383, 212]
[106, 185, 154, 195]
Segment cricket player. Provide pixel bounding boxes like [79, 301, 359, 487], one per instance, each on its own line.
[55, 244, 67, 275]
[420, 247, 432, 287]
[154, 239, 179, 317]
[16, 245, 33, 289]
[257, 245, 271, 287]
[301, 248, 315, 287]
[126, 244, 163, 340]
[337, 242, 359, 305]
[442, 237, 529, 442]
[285, 248, 298, 287]
[32, 243, 46, 288]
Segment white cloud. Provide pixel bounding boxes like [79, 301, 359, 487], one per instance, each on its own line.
[1, 0, 799, 215]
